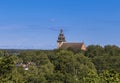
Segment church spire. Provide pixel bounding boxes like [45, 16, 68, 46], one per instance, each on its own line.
[57, 29, 66, 48]
[57, 29, 66, 43]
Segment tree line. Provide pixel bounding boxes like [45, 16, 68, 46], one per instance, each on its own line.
[0, 45, 120, 83]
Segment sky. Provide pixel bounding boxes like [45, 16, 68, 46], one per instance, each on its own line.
[0, 0, 120, 49]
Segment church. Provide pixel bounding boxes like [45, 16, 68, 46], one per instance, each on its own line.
[57, 29, 86, 51]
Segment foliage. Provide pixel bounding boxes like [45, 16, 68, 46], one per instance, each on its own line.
[0, 45, 120, 82]
[99, 70, 120, 83]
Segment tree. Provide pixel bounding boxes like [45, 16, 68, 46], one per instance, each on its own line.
[74, 53, 99, 82]
[85, 45, 104, 58]
[49, 49, 99, 82]
[0, 55, 24, 82]
[104, 45, 120, 56]
[99, 70, 120, 83]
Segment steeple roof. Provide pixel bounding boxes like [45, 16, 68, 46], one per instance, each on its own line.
[57, 29, 66, 43]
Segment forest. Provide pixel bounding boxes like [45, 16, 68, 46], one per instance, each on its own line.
[0, 45, 120, 83]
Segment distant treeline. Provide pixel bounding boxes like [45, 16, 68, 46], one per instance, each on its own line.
[0, 45, 120, 83]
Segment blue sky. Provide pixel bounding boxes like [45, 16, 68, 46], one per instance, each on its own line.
[0, 0, 120, 49]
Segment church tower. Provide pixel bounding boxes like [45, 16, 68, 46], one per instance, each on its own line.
[57, 29, 66, 48]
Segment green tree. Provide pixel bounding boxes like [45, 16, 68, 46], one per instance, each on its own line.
[49, 49, 99, 83]
[0, 55, 24, 83]
[99, 70, 120, 83]
[85, 45, 104, 58]
[104, 45, 120, 56]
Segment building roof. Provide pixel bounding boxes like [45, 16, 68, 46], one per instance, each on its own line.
[57, 29, 86, 51]
[60, 42, 84, 50]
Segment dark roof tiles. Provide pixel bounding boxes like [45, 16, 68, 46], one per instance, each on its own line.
[60, 42, 84, 50]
